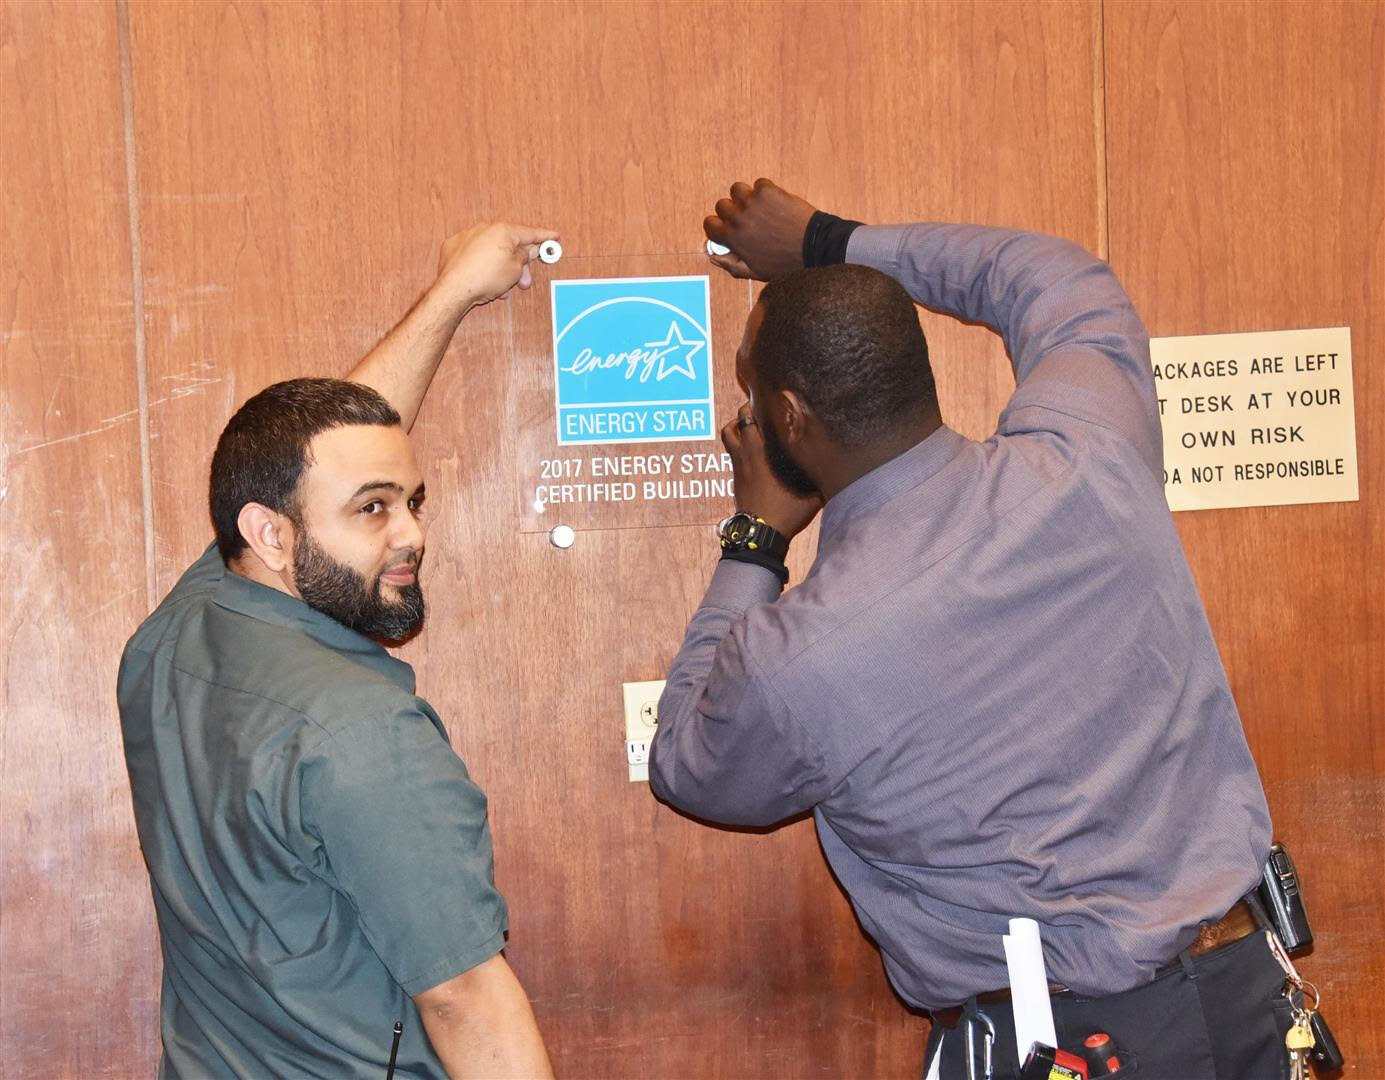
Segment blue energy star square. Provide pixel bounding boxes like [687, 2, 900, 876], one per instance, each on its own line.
[550, 276, 715, 446]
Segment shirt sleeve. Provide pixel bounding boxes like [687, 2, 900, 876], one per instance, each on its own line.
[300, 706, 508, 996]
[846, 224, 1163, 479]
[649, 559, 833, 826]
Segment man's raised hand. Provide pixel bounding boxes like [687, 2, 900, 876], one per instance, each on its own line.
[436, 222, 561, 311]
[703, 179, 818, 281]
[346, 221, 557, 429]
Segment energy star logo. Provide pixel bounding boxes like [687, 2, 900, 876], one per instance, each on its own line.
[550, 276, 715, 446]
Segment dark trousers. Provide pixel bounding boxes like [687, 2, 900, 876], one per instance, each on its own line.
[923, 932, 1295, 1079]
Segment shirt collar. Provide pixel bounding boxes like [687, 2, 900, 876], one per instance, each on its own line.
[213, 565, 417, 694]
[817, 424, 968, 550]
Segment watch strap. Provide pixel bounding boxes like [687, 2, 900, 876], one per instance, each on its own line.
[747, 520, 789, 561]
[717, 514, 790, 585]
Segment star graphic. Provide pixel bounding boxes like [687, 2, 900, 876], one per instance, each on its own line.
[643, 321, 704, 381]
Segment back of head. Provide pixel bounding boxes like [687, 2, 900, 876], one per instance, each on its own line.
[210, 378, 400, 563]
[754, 264, 937, 447]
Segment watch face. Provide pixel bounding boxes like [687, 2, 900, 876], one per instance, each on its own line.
[719, 512, 755, 546]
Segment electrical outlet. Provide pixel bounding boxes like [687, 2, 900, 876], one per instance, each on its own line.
[622, 680, 665, 783]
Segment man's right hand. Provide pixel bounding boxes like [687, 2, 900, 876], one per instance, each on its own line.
[721, 403, 823, 540]
[703, 178, 817, 281]
[435, 222, 560, 312]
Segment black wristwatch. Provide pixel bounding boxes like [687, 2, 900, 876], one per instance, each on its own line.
[717, 512, 790, 584]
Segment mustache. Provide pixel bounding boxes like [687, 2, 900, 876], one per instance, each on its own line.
[381, 549, 423, 574]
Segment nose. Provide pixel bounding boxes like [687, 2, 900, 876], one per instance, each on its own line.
[390, 505, 425, 553]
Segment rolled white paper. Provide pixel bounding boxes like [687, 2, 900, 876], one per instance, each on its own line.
[1002, 917, 1058, 1062]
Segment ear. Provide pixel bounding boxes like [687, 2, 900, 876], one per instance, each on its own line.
[776, 388, 815, 446]
[236, 502, 294, 574]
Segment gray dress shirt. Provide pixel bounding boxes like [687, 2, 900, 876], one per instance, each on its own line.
[118, 545, 507, 1078]
[649, 224, 1273, 1010]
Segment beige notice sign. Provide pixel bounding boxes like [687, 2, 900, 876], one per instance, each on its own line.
[1151, 327, 1357, 512]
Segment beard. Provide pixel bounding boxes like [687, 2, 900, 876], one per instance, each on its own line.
[760, 416, 820, 497]
[292, 528, 425, 643]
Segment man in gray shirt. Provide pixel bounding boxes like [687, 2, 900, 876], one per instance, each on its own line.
[119, 224, 557, 1078]
[651, 180, 1286, 1077]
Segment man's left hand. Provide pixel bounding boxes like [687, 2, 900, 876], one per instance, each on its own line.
[722, 404, 822, 540]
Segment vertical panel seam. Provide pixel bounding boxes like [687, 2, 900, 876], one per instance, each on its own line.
[116, 0, 155, 610]
[1096, 0, 1111, 263]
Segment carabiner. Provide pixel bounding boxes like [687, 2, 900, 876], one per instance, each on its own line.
[963, 1007, 996, 1080]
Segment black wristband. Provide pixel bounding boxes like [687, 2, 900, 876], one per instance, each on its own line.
[802, 210, 865, 268]
[720, 548, 789, 586]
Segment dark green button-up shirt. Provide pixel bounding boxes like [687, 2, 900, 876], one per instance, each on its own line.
[118, 545, 506, 1078]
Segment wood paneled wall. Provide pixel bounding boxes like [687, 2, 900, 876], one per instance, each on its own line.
[1103, 1, 1385, 1064]
[1, 2, 162, 1072]
[2, 1, 1379, 1076]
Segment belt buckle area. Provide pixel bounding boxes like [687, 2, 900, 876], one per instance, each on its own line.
[1187, 898, 1260, 961]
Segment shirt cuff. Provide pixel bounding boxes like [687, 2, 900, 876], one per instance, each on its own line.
[701, 557, 784, 612]
[844, 223, 910, 272]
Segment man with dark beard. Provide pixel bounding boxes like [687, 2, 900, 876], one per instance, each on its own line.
[118, 223, 557, 1079]
[649, 181, 1283, 1078]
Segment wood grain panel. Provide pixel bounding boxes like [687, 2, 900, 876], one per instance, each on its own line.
[1105, 0, 1385, 1070]
[0, 2, 159, 1076]
[121, 1, 1101, 1076]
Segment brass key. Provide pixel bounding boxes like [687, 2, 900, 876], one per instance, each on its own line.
[1286, 1013, 1315, 1080]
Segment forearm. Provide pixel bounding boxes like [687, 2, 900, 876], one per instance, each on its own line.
[346, 281, 472, 432]
[650, 561, 827, 826]
[654, 559, 781, 768]
[416, 954, 553, 1080]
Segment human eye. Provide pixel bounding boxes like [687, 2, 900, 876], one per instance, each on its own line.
[408, 493, 426, 517]
[359, 499, 385, 515]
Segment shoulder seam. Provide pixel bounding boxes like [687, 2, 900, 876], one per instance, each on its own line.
[128, 651, 415, 740]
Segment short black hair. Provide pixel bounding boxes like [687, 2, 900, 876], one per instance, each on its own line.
[752, 264, 936, 447]
[209, 378, 400, 563]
